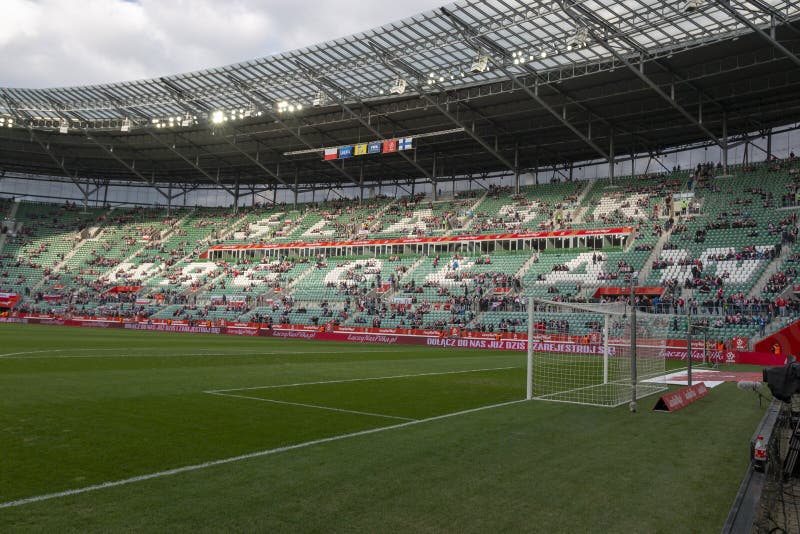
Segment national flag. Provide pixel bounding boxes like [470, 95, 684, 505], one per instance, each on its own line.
[367, 141, 382, 154]
[382, 139, 398, 153]
[323, 148, 338, 160]
[338, 146, 354, 159]
[398, 137, 413, 151]
[354, 143, 368, 156]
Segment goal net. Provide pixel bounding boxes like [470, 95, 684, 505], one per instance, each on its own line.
[525, 297, 668, 408]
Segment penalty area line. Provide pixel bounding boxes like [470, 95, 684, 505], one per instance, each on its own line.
[0, 398, 528, 510]
[206, 391, 416, 422]
[205, 365, 521, 393]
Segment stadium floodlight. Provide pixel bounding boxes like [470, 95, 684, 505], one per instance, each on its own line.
[682, 0, 704, 12]
[567, 27, 589, 50]
[312, 91, 327, 107]
[210, 110, 225, 125]
[58, 120, 69, 134]
[540, 49, 548, 59]
[120, 118, 131, 132]
[389, 77, 407, 95]
[470, 55, 489, 73]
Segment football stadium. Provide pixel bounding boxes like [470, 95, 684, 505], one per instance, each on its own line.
[2, 0, 800, 531]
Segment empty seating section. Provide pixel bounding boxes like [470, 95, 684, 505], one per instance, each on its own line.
[371, 195, 475, 237]
[207, 259, 311, 296]
[468, 182, 584, 235]
[579, 173, 688, 229]
[291, 256, 416, 302]
[0, 202, 101, 294]
[4, 156, 799, 348]
[645, 162, 796, 297]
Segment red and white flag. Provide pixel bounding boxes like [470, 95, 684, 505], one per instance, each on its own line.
[382, 139, 398, 153]
[323, 148, 338, 160]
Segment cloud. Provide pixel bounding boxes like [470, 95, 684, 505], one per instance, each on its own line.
[0, 0, 447, 88]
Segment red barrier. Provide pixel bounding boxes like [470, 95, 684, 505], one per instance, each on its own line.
[754, 318, 800, 356]
[0, 314, 783, 365]
[0, 292, 20, 309]
[653, 383, 710, 412]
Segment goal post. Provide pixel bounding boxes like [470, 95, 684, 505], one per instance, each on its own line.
[525, 297, 668, 408]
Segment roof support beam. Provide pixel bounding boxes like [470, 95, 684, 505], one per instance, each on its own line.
[562, 0, 733, 149]
[591, 39, 723, 148]
[292, 59, 435, 185]
[26, 128, 89, 197]
[223, 73, 361, 187]
[219, 135, 291, 188]
[367, 41, 516, 175]
[713, 0, 800, 69]
[143, 130, 236, 196]
[82, 131, 172, 200]
[439, 7, 610, 164]
[558, 0, 724, 149]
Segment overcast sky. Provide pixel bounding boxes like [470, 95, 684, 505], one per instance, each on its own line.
[1, 0, 449, 89]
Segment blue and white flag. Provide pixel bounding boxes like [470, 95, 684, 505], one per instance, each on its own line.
[338, 146, 354, 159]
[367, 141, 382, 154]
[398, 137, 413, 151]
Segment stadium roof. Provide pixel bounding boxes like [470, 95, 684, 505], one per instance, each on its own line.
[1, 0, 799, 198]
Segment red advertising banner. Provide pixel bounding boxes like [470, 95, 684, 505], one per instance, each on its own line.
[653, 382, 709, 412]
[0, 313, 786, 366]
[0, 292, 20, 309]
[730, 336, 749, 352]
[592, 287, 665, 297]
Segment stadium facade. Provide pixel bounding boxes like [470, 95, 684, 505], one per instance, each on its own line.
[1, 0, 800, 357]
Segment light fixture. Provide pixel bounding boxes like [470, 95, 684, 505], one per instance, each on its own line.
[540, 50, 547, 58]
[312, 91, 327, 107]
[567, 27, 589, 50]
[210, 110, 225, 124]
[470, 55, 489, 73]
[682, 0, 704, 12]
[389, 77, 407, 95]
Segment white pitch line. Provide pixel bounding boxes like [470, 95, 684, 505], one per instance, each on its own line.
[207, 391, 416, 421]
[0, 398, 528, 510]
[0, 348, 410, 360]
[205, 366, 520, 393]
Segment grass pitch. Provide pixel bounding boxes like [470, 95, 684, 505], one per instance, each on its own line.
[0, 323, 764, 532]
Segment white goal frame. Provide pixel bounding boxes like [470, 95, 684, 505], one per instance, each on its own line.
[525, 297, 668, 408]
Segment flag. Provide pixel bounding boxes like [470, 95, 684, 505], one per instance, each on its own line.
[398, 137, 413, 151]
[368, 141, 382, 154]
[354, 143, 368, 156]
[338, 146, 354, 159]
[323, 148, 338, 161]
[382, 139, 397, 153]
